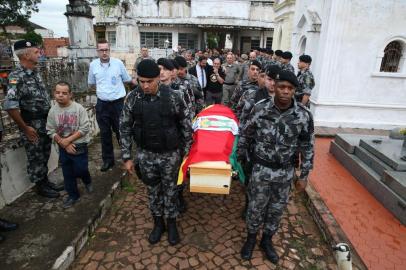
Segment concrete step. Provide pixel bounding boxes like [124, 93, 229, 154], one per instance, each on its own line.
[334, 134, 388, 154]
[382, 171, 406, 200]
[330, 141, 406, 225]
[353, 146, 392, 177]
[359, 139, 406, 171]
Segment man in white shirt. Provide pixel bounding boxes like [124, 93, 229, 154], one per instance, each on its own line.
[88, 39, 131, 172]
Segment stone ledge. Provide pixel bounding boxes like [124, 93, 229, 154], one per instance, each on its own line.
[52, 181, 122, 270]
[304, 182, 368, 270]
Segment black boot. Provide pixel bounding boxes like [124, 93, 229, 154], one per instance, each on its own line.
[260, 233, 279, 264]
[178, 191, 187, 214]
[35, 182, 60, 198]
[44, 180, 64, 192]
[167, 218, 180, 246]
[240, 232, 257, 260]
[148, 216, 165, 244]
[0, 218, 18, 232]
[0, 234, 5, 243]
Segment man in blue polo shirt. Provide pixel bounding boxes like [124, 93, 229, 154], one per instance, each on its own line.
[88, 39, 132, 171]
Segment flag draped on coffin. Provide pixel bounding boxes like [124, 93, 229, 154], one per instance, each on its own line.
[177, 104, 245, 185]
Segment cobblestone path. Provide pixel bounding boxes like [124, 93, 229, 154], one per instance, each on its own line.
[73, 179, 336, 270]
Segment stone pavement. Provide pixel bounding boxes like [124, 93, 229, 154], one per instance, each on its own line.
[310, 138, 406, 270]
[0, 139, 123, 270]
[73, 178, 337, 270]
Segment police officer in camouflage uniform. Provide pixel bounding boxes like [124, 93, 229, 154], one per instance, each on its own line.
[236, 65, 281, 219]
[175, 56, 205, 116]
[237, 70, 314, 263]
[229, 60, 261, 111]
[3, 40, 62, 198]
[120, 59, 192, 246]
[280, 51, 295, 73]
[296, 54, 315, 107]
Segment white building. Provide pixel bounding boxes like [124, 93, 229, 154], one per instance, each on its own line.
[272, 0, 296, 51]
[91, 0, 275, 68]
[290, 0, 406, 129]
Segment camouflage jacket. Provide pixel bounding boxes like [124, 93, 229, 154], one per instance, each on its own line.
[180, 73, 204, 115]
[171, 77, 193, 117]
[296, 68, 315, 98]
[263, 59, 281, 71]
[236, 87, 272, 127]
[3, 64, 51, 134]
[281, 63, 295, 73]
[120, 84, 193, 160]
[238, 98, 314, 179]
[230, 79, 259, 111]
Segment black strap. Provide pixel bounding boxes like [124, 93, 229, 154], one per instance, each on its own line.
[253, 154, 295, 170]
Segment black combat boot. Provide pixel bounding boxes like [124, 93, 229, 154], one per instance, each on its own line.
[260, 233, 279, 264]
[240, 232, 257, 260]
[44, 178, 64, 192]
[166, 218, 180, 246]
[178, 190, 187, 214]
[0, 218, 18, 232]
[148, 216, 165, 244]
[35, 181, 60, 198]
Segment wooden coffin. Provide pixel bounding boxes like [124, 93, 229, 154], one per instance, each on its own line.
[189, 161, 232, 194]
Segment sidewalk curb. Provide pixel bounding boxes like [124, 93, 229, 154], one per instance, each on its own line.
[304, 182, 368, 270]
[51, 181, 122, 270]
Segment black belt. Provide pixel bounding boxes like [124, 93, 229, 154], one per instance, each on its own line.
[253, 154, 294, 170]
[224, 83, 235, 86]
[98, 97, 124, 104]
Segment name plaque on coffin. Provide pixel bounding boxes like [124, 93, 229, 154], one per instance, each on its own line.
[189, 161, 232, 194]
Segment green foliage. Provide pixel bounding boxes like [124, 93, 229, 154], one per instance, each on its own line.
[90, 0, 119, 16]
[22, 30, 43, 45]
[0, 0, 41, 29]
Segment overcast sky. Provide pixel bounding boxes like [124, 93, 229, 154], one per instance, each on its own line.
[30, 0, 70, 37]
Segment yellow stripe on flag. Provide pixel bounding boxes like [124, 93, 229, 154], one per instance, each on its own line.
[177, 157, 188, 185]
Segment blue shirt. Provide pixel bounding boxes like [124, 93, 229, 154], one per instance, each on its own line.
[88, 57, 131, 101]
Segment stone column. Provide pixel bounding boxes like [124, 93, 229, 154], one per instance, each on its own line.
[65, 0, 97, 60]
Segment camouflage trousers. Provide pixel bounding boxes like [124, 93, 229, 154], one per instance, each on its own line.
[22, 133, 51, 183]
[136, 148, 182, 218]
[246, 163, 294, 235]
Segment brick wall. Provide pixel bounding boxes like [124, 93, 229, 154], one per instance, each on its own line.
[43, 38, 69, 57]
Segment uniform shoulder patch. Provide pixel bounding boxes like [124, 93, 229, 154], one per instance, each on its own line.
[9, 78, 18, 84]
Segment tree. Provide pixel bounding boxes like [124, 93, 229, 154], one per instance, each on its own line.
[0, 0, 41, 47]
[0, 0, 41, 32]
[22, 30, 43, 45]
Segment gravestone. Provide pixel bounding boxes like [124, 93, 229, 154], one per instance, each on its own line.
[330, 133, 406, 225]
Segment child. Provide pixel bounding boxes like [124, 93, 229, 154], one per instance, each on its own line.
[46, 81, 92, 208]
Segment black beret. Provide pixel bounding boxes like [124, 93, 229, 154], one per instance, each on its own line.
[267, 48, 274, 54]
[249, 60, 262, 70]
[299, 54, 312, 64]
[274, 50, 283, 57]
[14, 40, 38, 51]
[282, 51, 293, 60]
[170, 59, 179, 69]
[275, 70, 299, 87]
[157, 58, 175, 70]
[137, 59, 160, 78]
[174, 56, 187, 68]
[266, 65, 282, 79]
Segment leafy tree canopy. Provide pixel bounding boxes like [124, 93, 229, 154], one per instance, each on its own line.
[0, 0, 41, 29]
[22, 30, 43, 45]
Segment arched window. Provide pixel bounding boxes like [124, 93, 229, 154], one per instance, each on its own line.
[380, 41, 403, 72]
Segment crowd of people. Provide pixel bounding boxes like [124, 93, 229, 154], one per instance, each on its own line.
[1, 39, 315, 265]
